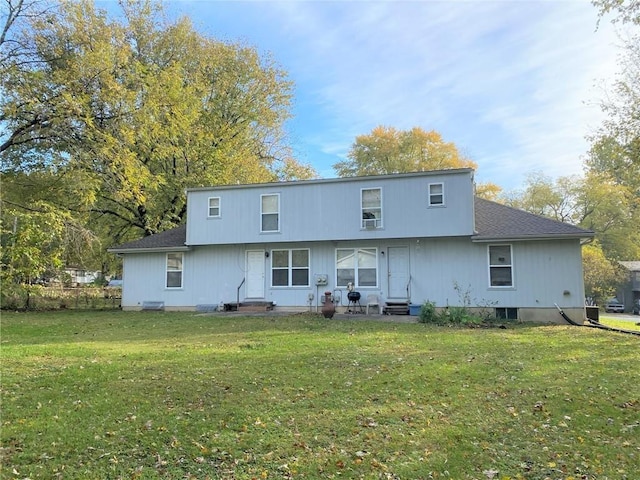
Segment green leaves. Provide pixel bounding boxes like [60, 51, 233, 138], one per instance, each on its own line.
[1, 0, 313, 273]
[335, 125, 476, 177]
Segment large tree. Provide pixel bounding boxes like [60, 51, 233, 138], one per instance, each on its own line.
[334, 126, 499, 197]
[503, 171, 639, 260]
[1, 0, 315, 242]
[585, 0, 640, 265]
[334, 126, 476, 177]
[584, 36, 640, 199]
[1, 0, 316, 284]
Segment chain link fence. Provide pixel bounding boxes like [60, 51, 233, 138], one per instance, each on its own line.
[1, 285, 121, 311]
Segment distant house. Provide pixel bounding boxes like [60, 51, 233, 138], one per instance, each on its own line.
[63, 267, 100, 286]
[617, 261, 640, 312]
[109, 169, 594, 322]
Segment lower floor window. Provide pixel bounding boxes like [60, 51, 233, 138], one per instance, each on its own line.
[272, 249, 309, 287]
[336, 248, 378, 287]
[166, 252, 183, 288]
[495, 307, 518, 320]
[489, 245, 513, 287]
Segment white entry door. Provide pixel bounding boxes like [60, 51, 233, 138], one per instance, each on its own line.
[387, 246, 410, 299]
[246, 250, 265, 298]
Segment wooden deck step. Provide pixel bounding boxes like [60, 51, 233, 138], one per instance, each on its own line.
[238, 305, 272, 312]
[384, 302, 409, 315]
[224, 301, 275, 312]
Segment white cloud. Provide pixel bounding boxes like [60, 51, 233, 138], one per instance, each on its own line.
[170, 0, 624, 189]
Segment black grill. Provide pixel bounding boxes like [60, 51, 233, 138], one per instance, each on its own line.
[347, 291, 361, 302]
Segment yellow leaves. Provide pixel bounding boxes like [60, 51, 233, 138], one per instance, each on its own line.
[192, 440, 209, 454]
[336, 125, 476, 178]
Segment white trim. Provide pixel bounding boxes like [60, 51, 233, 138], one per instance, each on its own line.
[260, 193, 280, 233]
[246, 250, 266, 298]
[361, 187, 383, 229]
[335, 247, 379, 288]
[165, 252, 184, 289]
[207, 196, 221, 218]
[428, 182, 445, 207]
[270, 248, 310, 287]
[487, 244, 514, 288]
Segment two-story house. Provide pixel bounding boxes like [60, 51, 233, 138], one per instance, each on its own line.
[109, 169, 593, 322]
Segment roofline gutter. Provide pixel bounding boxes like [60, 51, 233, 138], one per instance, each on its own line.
[471, 234, 594, 243]
[107, 246, 191, 254]
[186, 168, 475, 193]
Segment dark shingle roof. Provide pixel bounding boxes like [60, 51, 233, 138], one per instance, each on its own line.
[108, 225, 187, 253]
[473, 197, 593, 241]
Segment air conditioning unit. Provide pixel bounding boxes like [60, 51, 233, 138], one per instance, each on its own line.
[364, 219, 377, 229]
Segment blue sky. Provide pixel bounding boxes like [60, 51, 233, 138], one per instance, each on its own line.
[161, 1, 621, 192]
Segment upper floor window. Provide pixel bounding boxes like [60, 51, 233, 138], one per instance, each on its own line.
[488, 245, 513, 287]
[166, 253, 183, 288]
[261, 194, 279, 232]
[271, 249, 309, 287]
[361, 188, 382, 228]
[428, 183, 444, 206]
[208, 197, 221, 217]
[336, 248, 378, 288]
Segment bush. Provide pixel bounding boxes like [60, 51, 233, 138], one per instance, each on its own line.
[418, 299, 500, 327]
[0, 283, 29, 310]
[418, 301, 439, 324]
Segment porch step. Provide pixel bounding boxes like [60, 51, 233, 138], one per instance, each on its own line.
[238, 305, 272, 312]
[224, 301, 275, 312]
[384, 301, 409, 315]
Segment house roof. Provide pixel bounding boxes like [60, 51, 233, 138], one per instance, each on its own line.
[108, 225, 188, 253]
[619, 261, 640, 272]
[186, 168, 475, 193]
[109, 197, 594, 253]
[472, 197, 594, 242]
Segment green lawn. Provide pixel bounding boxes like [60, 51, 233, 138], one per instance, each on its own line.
[1, 311, 638, 479]
[598, 315, 640, 332]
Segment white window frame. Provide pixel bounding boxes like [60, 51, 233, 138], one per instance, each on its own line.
[208, 196, 221, 218]
[261, 193, 280, 233]
[361, 187, 383, 229]
[336, 247, 378, 288]
[271, 249, 310, 287]
[166, 252, 183, 289]
[428, 182, 444, 207]
[488, 244, 513, 288]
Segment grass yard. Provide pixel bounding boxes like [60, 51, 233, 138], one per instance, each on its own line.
[1, 311, 638, 480]
[598, 316, 640, 332]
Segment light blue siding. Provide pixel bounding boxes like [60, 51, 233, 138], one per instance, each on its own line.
[121, 237, 586, 312]
[185, 170, 475, 246]
[118, 169, 588, 320]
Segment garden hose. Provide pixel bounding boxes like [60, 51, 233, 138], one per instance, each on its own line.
[554, 303, 640, 337]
